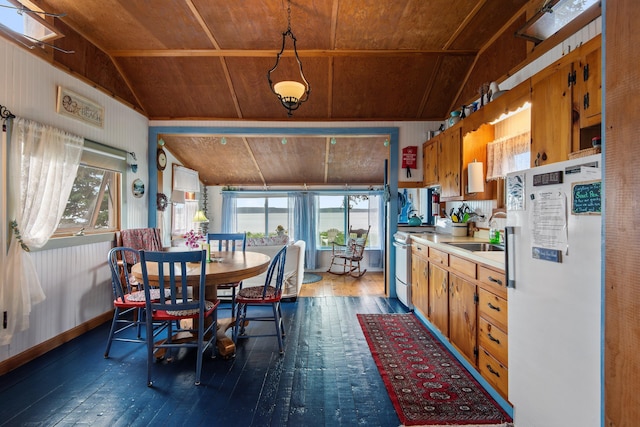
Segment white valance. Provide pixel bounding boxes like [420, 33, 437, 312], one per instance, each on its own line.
[173, 165, 200, 192]
[486, 131, 531, 181]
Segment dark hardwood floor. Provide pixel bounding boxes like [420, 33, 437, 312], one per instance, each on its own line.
[0, 273, 408, 426]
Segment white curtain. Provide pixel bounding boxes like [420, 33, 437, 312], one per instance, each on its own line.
[0, 118, 84, 345]
[486, 131, 531, 180]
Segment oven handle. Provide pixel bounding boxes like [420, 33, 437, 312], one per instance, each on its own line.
[392, 241, 409, 248]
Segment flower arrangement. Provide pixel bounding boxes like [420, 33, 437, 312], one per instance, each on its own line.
[184, 229, 204, 249]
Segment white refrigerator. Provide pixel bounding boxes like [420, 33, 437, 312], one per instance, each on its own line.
[505, 154, 602, 427]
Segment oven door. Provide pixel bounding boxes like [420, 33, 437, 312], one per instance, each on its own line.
[392, 241, 412, 309]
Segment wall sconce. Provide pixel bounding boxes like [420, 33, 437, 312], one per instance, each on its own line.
[128, 151, 138, 173]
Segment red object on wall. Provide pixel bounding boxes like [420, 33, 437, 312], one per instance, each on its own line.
[401, 146, 418, 169]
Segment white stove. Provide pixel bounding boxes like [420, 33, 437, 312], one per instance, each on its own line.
[393, 231, 413, 309]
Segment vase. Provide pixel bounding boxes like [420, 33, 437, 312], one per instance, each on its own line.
[451, 223, 468, 237]
[448, 111, 461, 128]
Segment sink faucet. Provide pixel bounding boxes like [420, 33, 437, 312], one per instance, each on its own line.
[488, 211, 507, 244]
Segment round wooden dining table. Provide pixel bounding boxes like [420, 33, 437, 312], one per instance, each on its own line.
[131, 250, 271, 357]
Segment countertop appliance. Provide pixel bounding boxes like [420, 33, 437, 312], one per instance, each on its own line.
[392, 231, 413, 310]
[505, 154, 601, 426]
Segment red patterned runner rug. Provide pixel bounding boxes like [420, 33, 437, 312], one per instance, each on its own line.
[358, 313, 513, 427]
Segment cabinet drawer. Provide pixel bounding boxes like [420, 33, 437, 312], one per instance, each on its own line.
[449, 255, 476, 279]
[478, 318, 508, 367]
[479, 348, 508, 399]
[478, 265, 505, 288]
[412, 242, 428, 258]
[478, 288, 508, 330]
[428, 247, 449, 266]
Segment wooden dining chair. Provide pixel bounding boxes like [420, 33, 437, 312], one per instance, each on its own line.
[104, 247, 168, 358]
[207, 232, 246, 315]
[232, 245, 287, 354]
[139, 249, 219, 386]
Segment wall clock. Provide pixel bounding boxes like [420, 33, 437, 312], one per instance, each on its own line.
[156, 192, 168, 211]
[157, 148, 167, 171]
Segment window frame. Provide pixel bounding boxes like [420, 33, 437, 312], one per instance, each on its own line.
[40, 140, 127, 250]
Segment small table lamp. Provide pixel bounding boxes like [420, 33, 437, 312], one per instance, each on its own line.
[193, 210, 209, 234]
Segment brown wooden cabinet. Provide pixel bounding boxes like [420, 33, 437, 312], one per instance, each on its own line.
[421, 125, 461, 200]
[428, 263, 449, 336]
[575, 44, 602, 129]
[410, 238, 509, 399]
[411, 243, 429, 317]
[449, 271, 477, 365]
[531, 60, 574, 166]
[422, 138, 439, 187]
[439, 126, 462, 199]
[531, 36, 602, 166]
[477, 266, 508, 399]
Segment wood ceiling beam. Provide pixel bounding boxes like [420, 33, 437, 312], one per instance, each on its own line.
[186, 0, 243, 117]
[108, 49, 478, 58]
[242, 136, 267, 186]
[442, 0, 487, 50]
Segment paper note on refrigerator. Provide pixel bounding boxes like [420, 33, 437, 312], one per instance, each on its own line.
[529, 190, 568, 251]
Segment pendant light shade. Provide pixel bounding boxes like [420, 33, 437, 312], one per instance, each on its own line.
[267, 0, 310, 116]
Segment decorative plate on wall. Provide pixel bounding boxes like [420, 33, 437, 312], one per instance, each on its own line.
[132, 178, 145, 198]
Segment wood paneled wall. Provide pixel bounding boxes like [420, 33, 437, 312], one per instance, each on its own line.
[0, 37, 149, 364]
[605, 1, 640, 426]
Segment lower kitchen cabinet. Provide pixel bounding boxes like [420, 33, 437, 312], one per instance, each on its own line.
[429, 263, 449, 336]
[411, 246, 429, 317]
[409, 237, 509, 400]
[449, 272, 477, 365]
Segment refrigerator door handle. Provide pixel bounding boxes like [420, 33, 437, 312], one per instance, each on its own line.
[505, 226, 516, 288]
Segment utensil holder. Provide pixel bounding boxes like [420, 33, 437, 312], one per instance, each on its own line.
[451, 223, 468, 237]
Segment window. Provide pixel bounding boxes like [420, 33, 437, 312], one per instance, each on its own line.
[317, 193, 381, 249]
[54, 141, 125, 236]
[0, 0, 61, 48]
[236, 196, 289, 238]
[171, 193, 200, 236]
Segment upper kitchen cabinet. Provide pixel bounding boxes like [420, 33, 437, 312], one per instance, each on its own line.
[531, 35, 602, 166]
[439, 124, 462, 199]
[423, 136, 440, 188]
[422, 125, 462, 200]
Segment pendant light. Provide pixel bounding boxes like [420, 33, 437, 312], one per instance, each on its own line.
[267, 0, 310, 116]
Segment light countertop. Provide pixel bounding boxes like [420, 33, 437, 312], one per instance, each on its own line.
[409, 233, 505, 271]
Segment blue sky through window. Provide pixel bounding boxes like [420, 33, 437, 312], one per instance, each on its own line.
[0, 1, 26, 34]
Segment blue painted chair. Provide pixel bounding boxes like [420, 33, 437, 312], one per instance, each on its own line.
[207, 232, 246, 315]
[104, 247, 168, 358]
[139, 249, 219, 386]
[233, 245, 288, 354]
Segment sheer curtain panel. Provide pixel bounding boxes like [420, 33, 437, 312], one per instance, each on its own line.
[1, 118, 83, 345]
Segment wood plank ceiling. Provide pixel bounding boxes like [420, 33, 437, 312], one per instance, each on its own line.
[16, 0, 532, 186]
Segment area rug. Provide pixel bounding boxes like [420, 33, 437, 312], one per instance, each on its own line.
[358, 313, 513, 427]
[302, 272, 322, 284]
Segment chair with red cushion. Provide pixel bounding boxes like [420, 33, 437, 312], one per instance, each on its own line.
[232, 245, 287, 354]
[104, 247, 168, 358]
[207, 232, 246, 315]
[139, 249, 219, 386]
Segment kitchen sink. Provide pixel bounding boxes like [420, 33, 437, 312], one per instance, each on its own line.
[444, 242, 505, 252]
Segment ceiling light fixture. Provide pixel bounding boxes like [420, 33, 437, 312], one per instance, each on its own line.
[281, 137, 287, 145]
[220, 136, 227, 145]
[330, 137, 337, 145]
[267, 0, 310, 117]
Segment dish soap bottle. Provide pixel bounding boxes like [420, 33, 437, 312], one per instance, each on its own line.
[489, 228, 501, 244]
